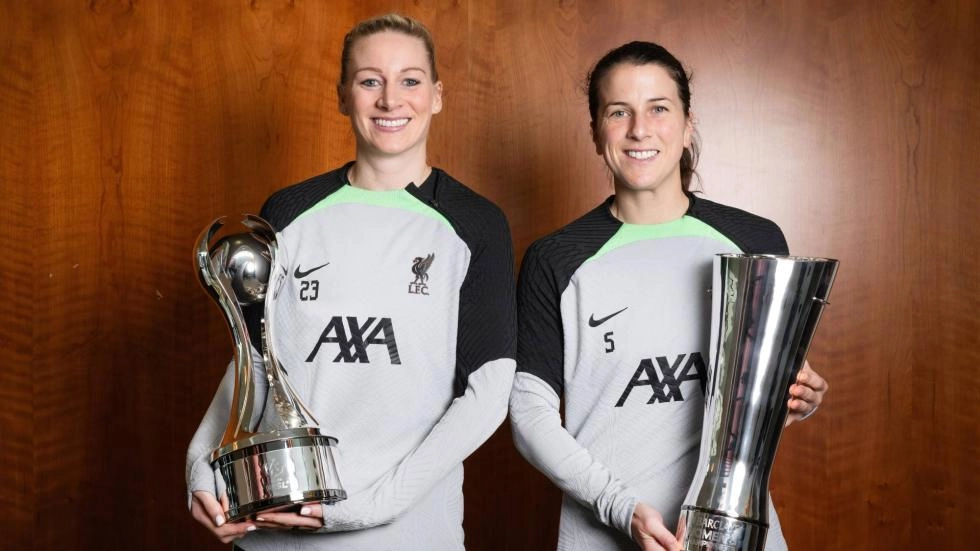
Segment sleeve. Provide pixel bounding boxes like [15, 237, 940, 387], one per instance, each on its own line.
[509, 241, 638, 537]
[319, 206, 517, 531]
[319, 361, 514, 531]
[185, 346, 267, 508]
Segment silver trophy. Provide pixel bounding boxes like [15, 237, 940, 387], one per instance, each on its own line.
[678, 254, 838, 551]
[195, 214, 346, 522]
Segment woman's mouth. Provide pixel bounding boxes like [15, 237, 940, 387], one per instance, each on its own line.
[373, 118, 409, 129]
[625, 149, 658, 160]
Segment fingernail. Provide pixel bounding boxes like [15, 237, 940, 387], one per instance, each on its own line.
[300, 506, 311, 516]
[214, 514, 225, 527]
[246, 525, 257, 532]
[256, 516, 266, 522]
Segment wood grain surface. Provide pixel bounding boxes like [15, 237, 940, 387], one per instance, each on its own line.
[1, 1, 976, 549]
[0, 2, 35, 550]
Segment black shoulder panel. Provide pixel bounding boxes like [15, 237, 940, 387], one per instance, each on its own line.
[686, 195, 789, 255]
[516, 199, 621, 396]
[413, 169, 518, 398]
[259, 163, 349, 231]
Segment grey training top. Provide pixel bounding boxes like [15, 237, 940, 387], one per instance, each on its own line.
[187, 164, 516, 551]
[510, 195, 790, 550]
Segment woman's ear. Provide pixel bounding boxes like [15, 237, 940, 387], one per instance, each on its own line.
[337, 83, 349, 116]
[683, 112, 695, 148]
[432, 80, 444, 115]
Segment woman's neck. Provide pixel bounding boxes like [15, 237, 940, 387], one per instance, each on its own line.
[348, 152, 431, 191]
[610, 184, 690, 225]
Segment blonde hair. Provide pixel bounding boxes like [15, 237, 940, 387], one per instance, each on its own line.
[339, 13, 438, 84]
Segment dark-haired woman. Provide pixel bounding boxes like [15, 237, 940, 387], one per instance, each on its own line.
[510, 41, 827, 551]
[186, 14, 515, 550]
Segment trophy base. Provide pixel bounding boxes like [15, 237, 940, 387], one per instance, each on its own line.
[678, 506, 767, 551]
[211, 427, 347, 523]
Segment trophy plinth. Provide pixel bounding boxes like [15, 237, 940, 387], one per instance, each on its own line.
[212, 428, 345, 521]
[196, 215, 346, 523]
[678, 254, 838, 551]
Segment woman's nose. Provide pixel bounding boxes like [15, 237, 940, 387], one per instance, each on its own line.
[627, 115, 650, 140]
[376, 86, 399, 110]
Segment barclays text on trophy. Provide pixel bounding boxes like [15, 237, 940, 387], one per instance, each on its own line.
[678, 254, 839, 551]
[194, 214, 346, 522]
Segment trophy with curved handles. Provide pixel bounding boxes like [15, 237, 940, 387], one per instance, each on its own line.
[678, 254, 838, 551]
[195, 214, 346, 522]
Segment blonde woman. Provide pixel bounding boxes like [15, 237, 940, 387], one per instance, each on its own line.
[187, 14, 515, 550]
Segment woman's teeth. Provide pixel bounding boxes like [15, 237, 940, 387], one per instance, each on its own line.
[374, 118, 409, 128]
[626, 150, 658, 160]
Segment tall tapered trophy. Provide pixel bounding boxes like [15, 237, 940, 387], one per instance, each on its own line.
[195, 214, 346, 522]
[678, 254, 838, 551]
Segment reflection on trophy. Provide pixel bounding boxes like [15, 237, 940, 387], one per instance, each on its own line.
[678, 254, 838, 551]
[195, 214, 346, 522]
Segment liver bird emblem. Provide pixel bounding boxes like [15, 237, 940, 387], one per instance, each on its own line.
[411, 253, 435, 284]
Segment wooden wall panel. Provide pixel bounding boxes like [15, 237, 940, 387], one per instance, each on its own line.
[0, 2, 35, 549]
[1, 1, 976, 549]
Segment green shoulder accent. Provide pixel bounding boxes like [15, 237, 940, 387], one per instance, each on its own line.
[297, 185, 452, 229]
[588, 216, 738, 262]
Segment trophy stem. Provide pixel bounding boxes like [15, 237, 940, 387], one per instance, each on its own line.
[253, 226, 321, 432]
[258, 319, 321, 430]
[195, 219, 257, 446]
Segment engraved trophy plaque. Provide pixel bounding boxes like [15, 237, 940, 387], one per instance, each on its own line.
[195, 214, 346, 522]
[678, 254, 838, 551]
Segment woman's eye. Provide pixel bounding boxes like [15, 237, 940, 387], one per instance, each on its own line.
[609, 110, 628, 118]
[403, 78, 421, 87]
[360, 78, 381, 88]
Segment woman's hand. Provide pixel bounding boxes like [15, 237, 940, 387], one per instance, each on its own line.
[631, 502, 681, 551]
[250, 503, 325, 532]
[189, 491, 257, 544]
[784, 361, 828, 427]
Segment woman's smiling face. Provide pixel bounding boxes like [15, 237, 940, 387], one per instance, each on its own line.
[592, 62, 692, 194]
[340, 31, 443, 159]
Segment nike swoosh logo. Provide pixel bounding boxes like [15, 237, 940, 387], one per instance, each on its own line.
[293, 262, 329, 279]
[588, 307, 628, 327]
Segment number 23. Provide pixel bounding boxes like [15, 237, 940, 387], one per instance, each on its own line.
[300, 280, 319, 301]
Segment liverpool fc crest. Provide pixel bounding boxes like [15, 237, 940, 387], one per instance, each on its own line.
[408, 253, 435, 295]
